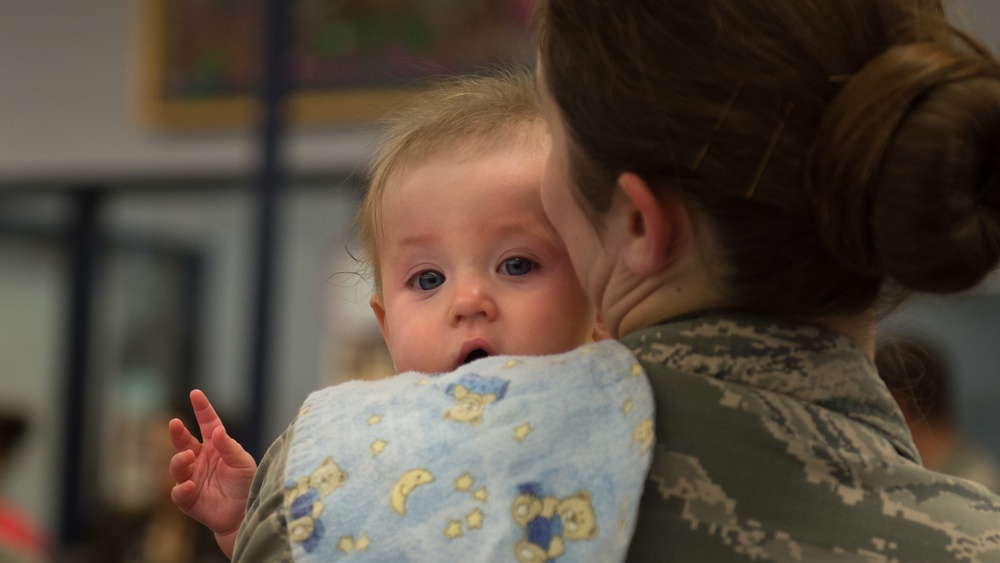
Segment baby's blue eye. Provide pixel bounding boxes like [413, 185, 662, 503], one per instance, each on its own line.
[502, 257, 534, 276]
[413, 270, 445, 290]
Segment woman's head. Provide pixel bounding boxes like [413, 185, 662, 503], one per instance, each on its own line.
[535, 0, 1000, 321]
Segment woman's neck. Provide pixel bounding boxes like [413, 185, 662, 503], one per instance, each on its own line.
[607, 271, 876, 358]
[811, 310, 876, 358]
[596, 194, 877, 352]
[601, 249, 727, 339]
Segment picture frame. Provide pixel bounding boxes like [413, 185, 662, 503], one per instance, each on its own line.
[134, 0, 537, 130]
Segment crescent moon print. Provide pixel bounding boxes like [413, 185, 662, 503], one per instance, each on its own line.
[390, 468, 436, 515]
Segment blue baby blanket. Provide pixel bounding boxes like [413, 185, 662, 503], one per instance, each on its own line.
[282, 339, 654, 562]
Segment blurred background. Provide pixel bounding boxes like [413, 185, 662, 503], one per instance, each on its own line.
[0, 0, 997, 561]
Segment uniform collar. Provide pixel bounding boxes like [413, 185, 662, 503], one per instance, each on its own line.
[623, 311, 920, 463]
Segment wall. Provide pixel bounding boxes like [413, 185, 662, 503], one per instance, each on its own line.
[0, 0, 375, 181]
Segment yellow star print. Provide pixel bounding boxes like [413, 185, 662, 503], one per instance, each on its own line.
[355, 534, 371, 552]
[504, 359, 522, 368]
[445, 520, 463, 539]
[472, 486, 488, 503]
[416, 378, 430, 386]
[631, 363, 642, 377]
[632, 419, 654, 454]
[466, 509, 485, 529]
[367, 414, 382, 426]
[623, 399, 634, 415]
[371, 439, 387, 456]
[338, 536, 354, 554]
[455, 472, 474, 491]
[514, 423, 533, 442]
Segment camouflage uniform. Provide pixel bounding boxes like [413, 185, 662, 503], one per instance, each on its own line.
[624, 312, 1000, 562]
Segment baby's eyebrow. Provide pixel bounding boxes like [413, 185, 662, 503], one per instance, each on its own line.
[491, 220, 557, 242]
[396, 233, 436, 248]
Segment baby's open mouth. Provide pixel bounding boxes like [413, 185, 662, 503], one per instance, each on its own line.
[462, 348, 490, 365]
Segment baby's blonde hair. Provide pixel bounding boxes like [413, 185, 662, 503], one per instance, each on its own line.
[355, 67, 542, 291]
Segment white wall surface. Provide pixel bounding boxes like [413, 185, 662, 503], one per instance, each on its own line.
[0, 0, 375, 183]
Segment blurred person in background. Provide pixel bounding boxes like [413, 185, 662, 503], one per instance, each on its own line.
[0, 411, 51, 563]
[876, 336, 1000, 492]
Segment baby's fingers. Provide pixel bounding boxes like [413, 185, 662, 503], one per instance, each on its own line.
[170, 480, 198, 512]
[168, 418, 201, 455]
[211, 426, 257, 470]
[169, 449, 196, 483]
[190, 389, 224, 438]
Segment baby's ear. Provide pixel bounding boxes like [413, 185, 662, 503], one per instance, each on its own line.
[452, 385, 469, 399]
[370, 293, 389, 345]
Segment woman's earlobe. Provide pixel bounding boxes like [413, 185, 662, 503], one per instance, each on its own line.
[617, 172, 672, 275]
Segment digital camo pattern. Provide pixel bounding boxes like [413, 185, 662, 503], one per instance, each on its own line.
[623, 312, 1000, 562]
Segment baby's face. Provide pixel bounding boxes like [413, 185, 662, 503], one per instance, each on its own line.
[370, 130, 598, 374]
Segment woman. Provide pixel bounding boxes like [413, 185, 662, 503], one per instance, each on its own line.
[534, 0, 1000, 560]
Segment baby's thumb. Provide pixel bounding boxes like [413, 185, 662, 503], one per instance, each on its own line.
[213, 426, 252, 466]
[170, 481, 197, 512]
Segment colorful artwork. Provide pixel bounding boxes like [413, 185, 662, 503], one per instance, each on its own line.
[136, 0, 536, 128]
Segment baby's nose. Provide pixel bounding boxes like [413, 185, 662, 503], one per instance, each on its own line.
[448, 280, 498, 324]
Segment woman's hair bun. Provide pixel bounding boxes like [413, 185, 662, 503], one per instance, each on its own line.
[808, 32, 1000, 294]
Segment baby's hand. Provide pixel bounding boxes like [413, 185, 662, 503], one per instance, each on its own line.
[169, 389, 256, 559]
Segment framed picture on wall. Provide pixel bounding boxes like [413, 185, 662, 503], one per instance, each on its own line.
[133, 0, 537, 129]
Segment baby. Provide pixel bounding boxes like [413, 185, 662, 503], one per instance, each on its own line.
[170, 69, 651, 562]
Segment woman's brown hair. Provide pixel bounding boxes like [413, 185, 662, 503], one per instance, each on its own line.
[875, 336, 953, 423]
[536, 0, 1000, 319]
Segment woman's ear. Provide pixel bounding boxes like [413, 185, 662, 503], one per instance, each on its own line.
[370, 294, 391, 347]
[616, 172, 686, 275]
